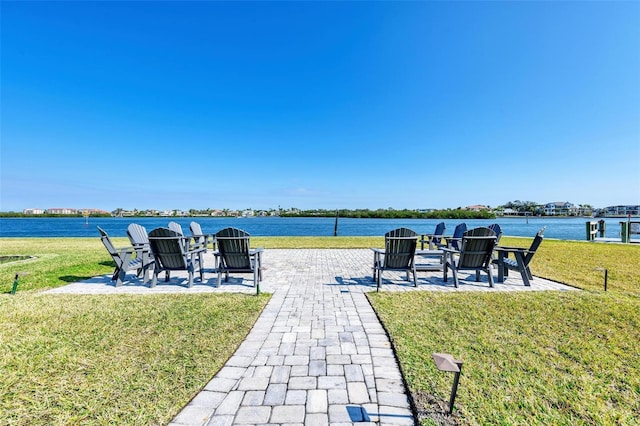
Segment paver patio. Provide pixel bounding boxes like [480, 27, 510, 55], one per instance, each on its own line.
[47, 249, 576, 425]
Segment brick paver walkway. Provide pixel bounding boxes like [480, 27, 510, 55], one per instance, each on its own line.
[47, 249, 576, 425]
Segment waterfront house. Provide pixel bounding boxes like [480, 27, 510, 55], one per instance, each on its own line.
[22, 208, 45, 215]
[46, 208, 78, 215]
[604, 205, 640, 216]
[544, 202, 576, 216]
[465, 205, 489, 211]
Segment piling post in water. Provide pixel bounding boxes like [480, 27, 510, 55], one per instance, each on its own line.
[334, 210, 339, 236]
[598, 220, 606, 238]
[620, 221, 630, 243]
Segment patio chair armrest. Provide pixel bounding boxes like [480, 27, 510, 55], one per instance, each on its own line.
[131, 243, 151, 253]
[116, 246, 137, 256]
[249, 248, 264, 263]
[191, 244, 207, 253]
[442, 237, 462, 245]
[181, 237, 198, 252]
[185, 235, 205, 243]
[440, 247, 459, 254]
[192, 234, 214, 244]
[495, 246, 528, 253]
[416, 249, 444, 255]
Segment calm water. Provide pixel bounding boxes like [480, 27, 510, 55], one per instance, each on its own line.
[0, 216, 629, 240]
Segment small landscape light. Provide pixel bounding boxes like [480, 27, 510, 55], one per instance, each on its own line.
[11, 273, 20, 295]
[432, 352, 463, 414]
[9, 271, 30, 295]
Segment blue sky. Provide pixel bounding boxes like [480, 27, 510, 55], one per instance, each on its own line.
[2, 1, 639, 212]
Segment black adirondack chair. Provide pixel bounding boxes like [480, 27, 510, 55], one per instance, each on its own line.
[167, 221, 184, 235]
[214, 227, 263, 287]
[126, 223, 156, 276]
[443, 227, 497, 288]
[441, 222, 468, 250]
[420, 221, 446, 249]
[488, 223, 503, 245]
[494, 227, 545, 286]
[168, 221, 206, 272]
[98, 226, 153, 286]
[190, 221, 214, 251]
[372, 227, 418, 291]
[148, 227, 204, 288]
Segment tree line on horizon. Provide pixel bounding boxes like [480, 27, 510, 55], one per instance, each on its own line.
[1, 200, 600, 219]
[281, 208, 495, 219]
[0, 208, 494, 219]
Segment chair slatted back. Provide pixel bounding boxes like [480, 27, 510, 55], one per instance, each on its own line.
[450, 223, 468, 250]
[168, 221, 184, 236]
[488, 223, 503, 244]
[126, 223, 153, 264]
[458, 227, 497, 269]
[216, 227, 252, 270]
[190, 221, 206, 245]
[149, 228, 188, 270]
[384, 228, 417, 269]
[127, 223, 150, 246]
[524, 227, 545, 266]
[98, 227, 122, 267]
[432, 222, 446, 245]
[386, 227, 417, 238]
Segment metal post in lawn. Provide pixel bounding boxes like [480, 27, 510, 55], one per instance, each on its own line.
[256, 254, 262, 295]
[449, 361, 463, 413]
[594, 267, 608, 291]
[11, 273, 19, 295]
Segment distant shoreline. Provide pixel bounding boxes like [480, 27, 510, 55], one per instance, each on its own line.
[1, 216, 634, 239]
[1, 214, 638, 219]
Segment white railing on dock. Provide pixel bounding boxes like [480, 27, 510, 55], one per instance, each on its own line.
[586, 221, 598, 241]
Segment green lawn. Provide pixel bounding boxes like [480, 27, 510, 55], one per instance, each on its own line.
[1, 236, 639, 425]
[0, 238, 272, 425]
[516, 237, 640, 293]
[369, 291, 640, 425]
[368, 237, 640, 425]
[0, 293, 269, 425]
